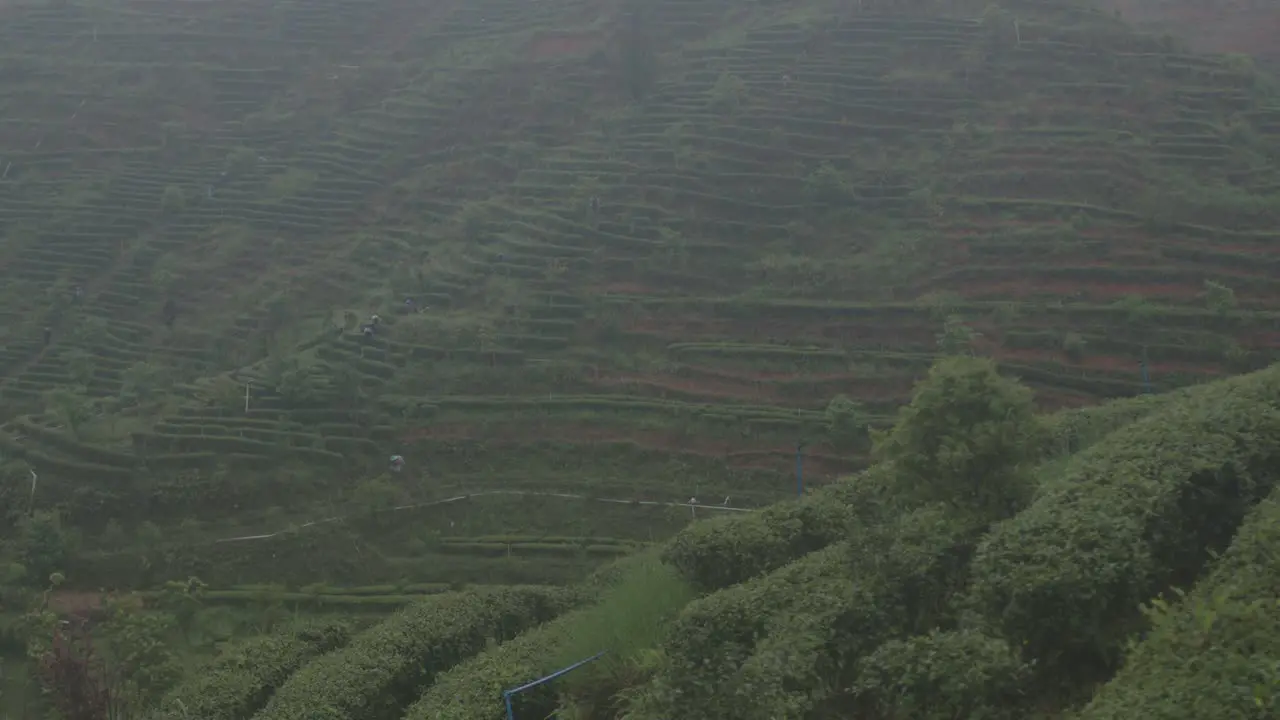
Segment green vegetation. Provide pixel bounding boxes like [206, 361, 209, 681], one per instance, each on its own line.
[967, 365, 1280, 683]
[254, 587, 574, 720]
[0, 0, 1279, 716]
[146, 621, 352, 720]
[1079, 490, 1280, 718]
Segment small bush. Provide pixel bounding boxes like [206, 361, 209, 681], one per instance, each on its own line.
[1062, 331, 1086, 361]
[873, 356, 1042, 521]
[852, 629, 1031, 720]
[160, 185, 185, 213]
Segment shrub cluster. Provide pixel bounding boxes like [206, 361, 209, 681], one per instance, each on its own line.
[634, 504, 987, 720]
[253, 586, 577, 720]
[850, 629, 1031, 720]
[966, 365, 1280, 679]
[661, 465, 893, 591]
[1041, 386, 1188, 455]
[403, 612, 573, 720]
[1079, 491, 1280, 719]
[872, 356, 1043, 521]
[145, 622, 351, 720]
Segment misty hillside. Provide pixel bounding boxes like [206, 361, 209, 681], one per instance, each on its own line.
[0, 0, 1278, 717]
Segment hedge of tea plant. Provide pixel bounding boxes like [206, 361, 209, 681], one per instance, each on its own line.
[145, 621, 351, 720]
[633, 504, 988, 720]
[660, 465, 893, 591]
[253, 586, 577, 720]
[967, 365, 1280, 680]
[1078, 490, 1280, 719]
[850, 628, 1031, 720]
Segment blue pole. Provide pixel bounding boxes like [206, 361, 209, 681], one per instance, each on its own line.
[796, 442, 804, 496]
[502, 651, 606, 720]
[1140, 349, 1152, 395]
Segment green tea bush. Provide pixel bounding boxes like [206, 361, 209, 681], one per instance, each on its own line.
[1078, 491, 1280, 719]
[967, 366, 1280, 680]
[632, 504, 987, 720]
[661, 466, 892, 591]
[1041, 384, 1196, 456]
[403, 554, 693, 720]
[145, 622, 351, 720]
[872, 356, 1043, 521]
[253, 587, 576, 720]
[851, 629, 1032, 720]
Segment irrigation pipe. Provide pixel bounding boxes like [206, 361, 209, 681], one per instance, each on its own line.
[213, 488, 755, 544]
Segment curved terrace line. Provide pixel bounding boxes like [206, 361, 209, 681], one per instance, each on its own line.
[213, 488, 754, 544]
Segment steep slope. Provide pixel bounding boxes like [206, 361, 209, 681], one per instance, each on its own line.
[2, 0, 1280, 590]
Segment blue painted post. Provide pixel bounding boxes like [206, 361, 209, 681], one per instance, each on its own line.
[796, 441, 804, 496]
[502, 651, 607, 720]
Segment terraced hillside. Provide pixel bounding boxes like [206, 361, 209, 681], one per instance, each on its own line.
[2, 0, 1280, 588]
[127, 361, 1280, 720]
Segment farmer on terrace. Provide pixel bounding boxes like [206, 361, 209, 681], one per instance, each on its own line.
[389, 454, 405, 473]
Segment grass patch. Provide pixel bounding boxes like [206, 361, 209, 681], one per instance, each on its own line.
[550, 552, 696, 718]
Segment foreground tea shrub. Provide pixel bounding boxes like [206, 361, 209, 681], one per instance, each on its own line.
[872, 356, 1043, 521]
[851, 629, 1031, 720]
[254, 586, 576, 720]
[632, 504, 987, 720]
[968, 365, 1280, 680]
[661, 467, 892, 591]
[146, 621, 351, 720]
[1078, 492, 1280, 719]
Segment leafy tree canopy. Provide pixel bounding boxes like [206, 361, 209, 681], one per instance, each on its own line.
[873, 356, 1042, 519]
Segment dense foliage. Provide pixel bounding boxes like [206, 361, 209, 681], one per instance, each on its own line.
[872, 356, 1044, 520]
[966, 365, 1280, 681]
[253, 587, 575, 720]
[630, 504, 989, 719]
[145, 621, 350, 720]
[1078, 490, 1280, 719]
[851, 629, 1030, 720]
[660, 466, 893, 591]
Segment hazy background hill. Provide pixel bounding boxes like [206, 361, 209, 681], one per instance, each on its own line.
[0, 0, 1278, 716]
[1104, 0, 1280, 64]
